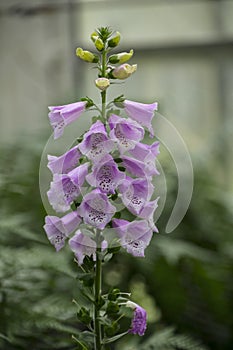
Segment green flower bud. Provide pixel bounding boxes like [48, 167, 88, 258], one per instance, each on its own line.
[90, 31, 98, 42]
[108, 31, 121, 47]
[76, 47, 99, 63]
[95, 78, 110, 91]
[109, 49, 134, 64]
[112, 63, 137, 80]
[94, 37, 104, 51]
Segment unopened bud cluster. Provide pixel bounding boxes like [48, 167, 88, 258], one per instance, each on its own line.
[76, 27, 137, 90]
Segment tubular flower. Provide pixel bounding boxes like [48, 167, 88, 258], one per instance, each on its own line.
[79, 189, 116, 230]
[112, 64, 137, 80]
[43, 211, 81, 251]
[126, 301, 147, 336]
[47, 145, 82, 174]
[121, 156, 158, 177]
[112, 219, 153, 257]
[119, 177, 154, 215]
[78, 120, 114, 162]
[69, 230, 108, 265]
[124, 100, 158, 137]
[129, 141, 160, 163]
[139, 198, 159, 232]
[47, 163, 89, 212]
[109, 114, 144, 154]
[86, 154, 125, 194]
[48, 101, 86, 139]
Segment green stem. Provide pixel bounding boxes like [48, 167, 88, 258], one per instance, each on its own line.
[94, 45, 108, 350]
[101, 49, 107, 120]
[94, 230, 102, 350]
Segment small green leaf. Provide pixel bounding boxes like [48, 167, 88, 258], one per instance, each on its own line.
[107, 246, 121, 255]
[77, 307, 92, 325]
[103, 331, 129, 344]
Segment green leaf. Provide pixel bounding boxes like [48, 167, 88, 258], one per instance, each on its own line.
[76, 272, 94, 287]
[103, 331, 128, 344]
[71, 335, 89, 350]
[77, 307, 92, 325]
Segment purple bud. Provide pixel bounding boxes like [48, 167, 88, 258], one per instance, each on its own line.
[126, 301, 147, 336]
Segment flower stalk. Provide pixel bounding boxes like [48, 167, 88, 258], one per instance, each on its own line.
[44, 26, 159, 350]
[94, 231, 102, 350]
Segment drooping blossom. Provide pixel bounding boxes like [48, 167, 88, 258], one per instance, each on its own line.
[47, 163, 89, 212]
[48, 101, 86, 139]
[78, 120, 114, 162]
[121, 156, 159, 177]
[86, 154, 125, 194]
[129, 141, 160, 163]
[109, 114, 144, 154]
[69, 230, 108, 265]
[118, 177, 154, 215]
[47, 145, 82, 174]
[44, 211, 81, 251]
[112, 219, 153, 257]
[139, 198, 159, 232]
[79, 189, 116, 230]
[126, 301, 147, 336]
[124, 100, 158, 137]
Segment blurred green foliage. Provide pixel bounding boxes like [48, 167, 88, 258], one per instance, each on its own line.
[0, 139, 232, 349]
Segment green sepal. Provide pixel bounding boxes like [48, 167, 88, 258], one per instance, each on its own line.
[109, 192, 118, 201]
[113, 95, 125, 108]
[108, 31, 121, 48]
[96, 296, 105, 309]
[114, 158, 122, 163]
[106, 301, 120, 315]
[104, 322, 120, 338]
[108, 288, 120, 301]
[118, 166, 126, 172]
[104, 253, 113, 263]
[107, 246, 121, 255]
[81, 97, 94, 108]
[77, 307, 92, 325]
[92, 115, 105, 124]
[106, 108, 121, 117]
[108, 55, 119, 64]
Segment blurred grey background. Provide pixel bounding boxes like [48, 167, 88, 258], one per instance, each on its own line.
[0, 0, 233, 190]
